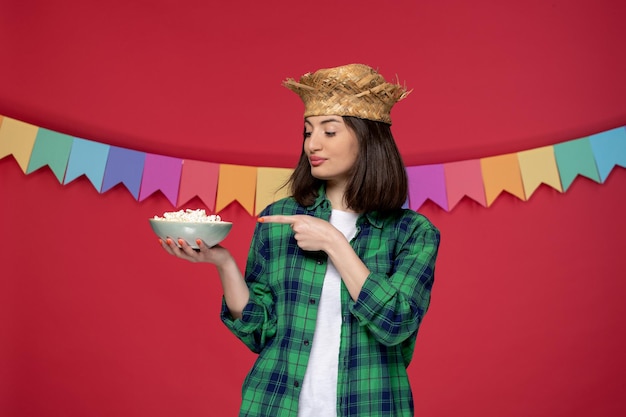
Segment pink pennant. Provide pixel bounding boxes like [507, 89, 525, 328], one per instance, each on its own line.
[138, 154, 183, 206]
[177, 159, 219, 210]
[444, 160, 487, 209]
[406, 164, 448, 211]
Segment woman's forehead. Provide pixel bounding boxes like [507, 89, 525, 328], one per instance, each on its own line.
[304, 115, 344, 126]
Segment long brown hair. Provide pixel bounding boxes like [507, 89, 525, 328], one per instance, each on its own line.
[288, 116, 408, 213]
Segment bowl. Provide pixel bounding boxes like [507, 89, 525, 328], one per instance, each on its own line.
[149, 219, 233, 249]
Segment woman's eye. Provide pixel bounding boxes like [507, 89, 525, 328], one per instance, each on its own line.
[325, 131, 336, 137]
[304, 132, 312, 138]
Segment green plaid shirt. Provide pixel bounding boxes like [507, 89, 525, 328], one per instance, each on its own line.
[222, 190, 440, 417]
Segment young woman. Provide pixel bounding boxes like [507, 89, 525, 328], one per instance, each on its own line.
[160, 63, 440, 417]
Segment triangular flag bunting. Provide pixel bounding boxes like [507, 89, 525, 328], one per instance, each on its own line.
[215, 164, 257, 215]
[0, 117, 39, 172]
[177, 159, 220, 210]
[480, 153, 526, 206]
[64, 138, 110, 191]
[517, 146, 563, 198]
[407, 164, 448, 211]
[588, 127, 626, 182]
[444, 159, 487, 209]
[138, 154, 183, 206]
[255, 167, 293, 215]
[553, 137, 600, 191]
[26, 128, 73, 183]
[101, 147, 146, 199]
[0, 114, 624, 215]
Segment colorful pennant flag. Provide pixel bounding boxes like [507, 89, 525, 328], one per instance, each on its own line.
[215, 164, 257, 215]
[26, 128, 74, 183]
[0, 117, 39, 172]
[588, 127, 626, 182]
[407, 164, 448, 211]
[255, 167, 293, 215]
[517, 146, 563, 198]
[553, 137, 600, 191]
[101, 147, 146, 199]
[138, 154, 183, 206]
[177, 159, 219, 210]
[481, 153, 526, 206]
[64, 138, 110, 191]
[444, 159, 487, 209]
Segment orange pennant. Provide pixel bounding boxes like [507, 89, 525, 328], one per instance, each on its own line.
[480, 153, 526, 206]
[215, 164, 257, 215]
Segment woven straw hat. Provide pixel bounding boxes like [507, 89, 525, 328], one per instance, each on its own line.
[283, 63, 410, 125]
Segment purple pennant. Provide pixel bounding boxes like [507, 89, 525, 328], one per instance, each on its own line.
[101, 147, 146, 199]
[138, 154, 183, 206]
[406, 164, 449, 211]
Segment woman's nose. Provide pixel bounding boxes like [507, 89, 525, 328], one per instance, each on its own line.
[307, 131, 322, 152]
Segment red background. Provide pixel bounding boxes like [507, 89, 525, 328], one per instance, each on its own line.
[1, 1, 626, 416]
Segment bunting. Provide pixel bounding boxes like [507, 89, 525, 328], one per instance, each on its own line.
[554, 138, 600, 191]
[0, 114, 624, 215]
[64, 138, 110, 191]
[138, 154, 183, 206]
[102, 147, 146, 198]
[27, 129, 73, 183]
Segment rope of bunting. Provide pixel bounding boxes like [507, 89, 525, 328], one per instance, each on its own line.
[0, 114, 625, 215]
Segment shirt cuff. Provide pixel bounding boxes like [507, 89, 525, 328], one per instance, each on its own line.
[220, 297, 266, 335]
[350, 272, 395, 323]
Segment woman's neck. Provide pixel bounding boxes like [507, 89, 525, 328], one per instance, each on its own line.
[325, 182, 355, 212]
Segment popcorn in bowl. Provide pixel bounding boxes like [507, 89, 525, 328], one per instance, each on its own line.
[150, 209, 232, 249]
[153, 209, 223, 223]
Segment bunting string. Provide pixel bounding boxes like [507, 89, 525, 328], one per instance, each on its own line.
[1, 114, 625, 215]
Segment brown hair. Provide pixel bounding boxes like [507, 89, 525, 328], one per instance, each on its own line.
[288, 116, 408, 214]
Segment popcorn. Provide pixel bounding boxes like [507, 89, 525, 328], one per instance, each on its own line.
[153, 209, 222, 223]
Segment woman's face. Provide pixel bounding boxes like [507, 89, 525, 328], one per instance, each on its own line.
[303, 115, 359, 186]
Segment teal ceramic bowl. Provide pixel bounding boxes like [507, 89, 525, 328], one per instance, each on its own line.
[149, 219, 233, 249]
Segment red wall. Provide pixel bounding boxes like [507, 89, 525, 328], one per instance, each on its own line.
[2, 1, 626, 416]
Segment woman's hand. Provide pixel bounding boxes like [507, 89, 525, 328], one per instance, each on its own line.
[159, 238, 232, 266]
[259, 215, 343, 252]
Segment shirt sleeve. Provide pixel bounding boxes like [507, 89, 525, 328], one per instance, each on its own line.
[349, 214, 440, 347]
[220, 214, 277, 354]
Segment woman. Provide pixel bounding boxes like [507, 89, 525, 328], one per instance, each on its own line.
[161, 63, 440, 417]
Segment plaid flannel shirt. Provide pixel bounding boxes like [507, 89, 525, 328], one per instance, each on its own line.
[221, 190, 440, 417]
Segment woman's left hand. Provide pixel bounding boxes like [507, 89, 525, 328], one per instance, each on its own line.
[259, 215, 342, 252]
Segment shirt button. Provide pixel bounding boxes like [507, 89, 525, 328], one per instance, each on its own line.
[309, 298, 316, 305]
[303, 340, 310, 346]
[316, 259, 323, 265]
[294, 381, 300, 388]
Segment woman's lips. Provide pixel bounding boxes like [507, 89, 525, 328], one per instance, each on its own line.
[309, 156, 325, 167]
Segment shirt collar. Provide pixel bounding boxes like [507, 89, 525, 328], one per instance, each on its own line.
[306, 185, 385, 229]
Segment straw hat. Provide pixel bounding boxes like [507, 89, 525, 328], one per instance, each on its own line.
[283, 63, 410, 125]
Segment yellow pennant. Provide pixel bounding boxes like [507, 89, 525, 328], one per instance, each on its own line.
[518, 146, 563, 198]
[255, 167, 294, 215]
[0, 117, 39, 172]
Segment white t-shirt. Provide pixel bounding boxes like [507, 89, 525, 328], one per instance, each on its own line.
[298, 209, 359, 417]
